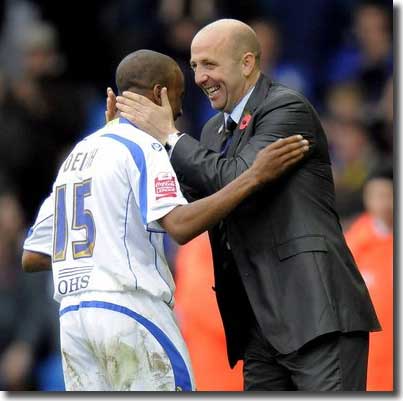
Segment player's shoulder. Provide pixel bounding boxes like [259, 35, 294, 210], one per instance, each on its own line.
[91, 119, 167, 166]
[114, 123, 165, 156]
[100, 118, 159, 145]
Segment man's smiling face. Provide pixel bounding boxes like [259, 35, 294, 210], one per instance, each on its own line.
[190, 30, 249, 113]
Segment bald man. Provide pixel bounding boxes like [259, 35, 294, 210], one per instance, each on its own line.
[114, 20, 380, 391]
[22, 49, 308, 391]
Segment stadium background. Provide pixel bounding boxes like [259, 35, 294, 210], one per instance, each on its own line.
[0, 0, 393, 391]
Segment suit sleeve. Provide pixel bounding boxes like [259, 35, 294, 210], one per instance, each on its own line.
[171, 95, 316, 196]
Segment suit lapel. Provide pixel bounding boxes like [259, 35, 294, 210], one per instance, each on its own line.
[208, 113, 225, 152]
[243, 73, 272, 115]
[226, 74, 272, 157]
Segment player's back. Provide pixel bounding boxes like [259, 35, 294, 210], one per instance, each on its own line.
[51, 118, 186, 306]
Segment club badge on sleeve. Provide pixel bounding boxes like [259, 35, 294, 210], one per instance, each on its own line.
[152, 142, 163, 151]
[155, 172, 177, 200]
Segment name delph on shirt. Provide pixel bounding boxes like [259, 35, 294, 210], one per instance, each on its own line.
[63, 148, 98, 173]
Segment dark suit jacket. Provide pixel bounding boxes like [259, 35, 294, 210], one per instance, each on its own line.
[171, 74, 381, 367]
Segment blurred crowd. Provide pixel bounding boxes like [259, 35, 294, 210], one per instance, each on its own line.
[0, 0, 393, 391]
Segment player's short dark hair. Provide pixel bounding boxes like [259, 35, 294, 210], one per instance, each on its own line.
[115, 49, 179, 95]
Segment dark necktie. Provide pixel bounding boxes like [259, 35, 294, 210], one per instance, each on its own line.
[220, 116, 237, 156]
[218, 117, 237, 256]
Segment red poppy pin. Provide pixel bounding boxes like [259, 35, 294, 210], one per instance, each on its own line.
[239, 113, 252, 130]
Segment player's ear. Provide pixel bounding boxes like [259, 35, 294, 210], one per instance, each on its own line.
[152, 84, 163, 106]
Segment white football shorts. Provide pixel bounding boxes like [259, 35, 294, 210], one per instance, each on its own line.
[59, 290, 195, 391]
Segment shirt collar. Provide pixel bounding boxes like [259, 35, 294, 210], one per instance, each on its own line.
[106, 116, 137, 128]
[224, 85, 255, 125]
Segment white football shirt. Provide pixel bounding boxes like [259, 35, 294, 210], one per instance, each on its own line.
[24, 117, 187, 306]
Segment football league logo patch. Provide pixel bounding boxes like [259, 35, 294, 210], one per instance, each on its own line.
[155, 172, 177, 200]
[152, 142, 163, 151]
